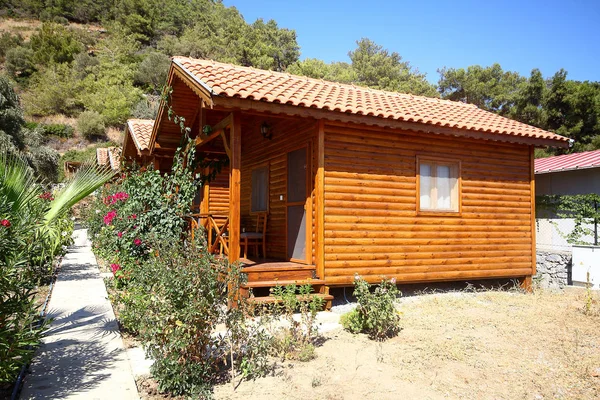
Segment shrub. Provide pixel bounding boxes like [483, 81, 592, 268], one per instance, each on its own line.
[42, 123, 74, 138]
[0, 32, 24, 61]
[341, 276, 401, 340]
[5, 46, 36, 79]
[21, 63, 83, 116]
[130, 236, 228, 396]
[77, 110, 106, 139]
[270, 283, 323, 360]
[0, 150, 109, 383]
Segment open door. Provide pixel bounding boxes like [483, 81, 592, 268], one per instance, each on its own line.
[286, 146, 309, 263]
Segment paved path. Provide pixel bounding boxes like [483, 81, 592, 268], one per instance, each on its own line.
[21, 228, 139, 399]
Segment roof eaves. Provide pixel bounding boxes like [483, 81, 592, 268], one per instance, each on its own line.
[172, 58, 215, 98]
[535, 164, 600, 174]
[127, 120, 146, 154]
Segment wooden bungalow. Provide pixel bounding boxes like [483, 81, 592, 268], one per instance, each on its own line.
[122, 119, 155, 167]
[129, 57, 570, 302]
[96, 147, 121, 172]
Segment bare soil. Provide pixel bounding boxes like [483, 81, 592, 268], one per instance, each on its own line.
[208, 288, 600, 400]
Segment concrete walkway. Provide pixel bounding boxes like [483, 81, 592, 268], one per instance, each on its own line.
[21, 228, 139, 399]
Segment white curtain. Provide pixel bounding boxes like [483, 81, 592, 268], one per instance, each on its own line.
[420, 163, 432, 209]
[437, 165, 452, 209]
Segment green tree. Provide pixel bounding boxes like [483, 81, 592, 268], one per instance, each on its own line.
[5, 46, 36, 80]
[349, 38, 437, 97]
[240, 19, 300, 71]
[287, 58, 356, 83]
[437, 63, 524, 114]
[511, 69, 548, 127]
[135, 52, 170, 93]
[29, 22, 84, 65]
[0, 75, 61, 182]
[22, 63, 83, 116]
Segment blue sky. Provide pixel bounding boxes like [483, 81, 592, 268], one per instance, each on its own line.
[223, 0, 600, 84]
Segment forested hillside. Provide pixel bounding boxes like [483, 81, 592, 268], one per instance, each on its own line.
[1, 0, 599, 183]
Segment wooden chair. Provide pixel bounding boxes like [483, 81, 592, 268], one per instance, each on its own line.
[240, 212, 268, 259]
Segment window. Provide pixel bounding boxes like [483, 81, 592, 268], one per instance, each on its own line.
[251, 165, 269, 212]
[418, 158, 460, 212]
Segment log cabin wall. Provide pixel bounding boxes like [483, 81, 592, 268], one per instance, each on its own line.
[239, 115, 317, 261]
[208, 166, 230, 228]
[322, 122, 534, 286]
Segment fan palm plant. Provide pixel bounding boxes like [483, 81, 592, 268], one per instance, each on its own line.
[0, 150, 114, 383]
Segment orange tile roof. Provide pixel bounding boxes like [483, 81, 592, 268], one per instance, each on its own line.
[173, 57, 569, 146]
[107, 147, 121, 172]
[96, 147, 109, 167]
[127, 119, 154, 152]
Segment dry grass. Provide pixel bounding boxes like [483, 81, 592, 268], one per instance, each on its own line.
[0, 18, 105, 39]
[213, 288, 600, 400]
[106, 127, 124, 145]
[0, 18, 41, 39]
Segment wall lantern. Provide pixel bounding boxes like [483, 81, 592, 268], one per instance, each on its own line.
[260, 122, 272, 140]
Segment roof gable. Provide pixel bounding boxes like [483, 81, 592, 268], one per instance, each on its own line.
[127, 119, 154, 152]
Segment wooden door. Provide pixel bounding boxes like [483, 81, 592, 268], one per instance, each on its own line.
[287, 147, 308, 262]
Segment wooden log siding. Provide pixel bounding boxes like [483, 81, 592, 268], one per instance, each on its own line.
[208, 166, 230, 228]
[322, 123, 533, 285]
[239, 116, 317, 261]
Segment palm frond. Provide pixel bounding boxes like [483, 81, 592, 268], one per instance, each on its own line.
[0, 151, 41, 215]
[44, 164, 114, 225]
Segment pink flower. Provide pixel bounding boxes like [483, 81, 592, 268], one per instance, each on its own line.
[133, 238, 142, 246]
[110, 263, 121, 274]
[113, 192, 129, 202]
[390, 278, 397, 285]
[128, 214, 137, 220]
[1, 219, 10, 227]
[103, 210, 117, 225]
[39, 192, 54, 201]
[117, 232, 123, 238]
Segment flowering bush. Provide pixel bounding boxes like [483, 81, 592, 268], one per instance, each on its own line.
[85, 147, 199, 289]
[340, 276, 402, 340]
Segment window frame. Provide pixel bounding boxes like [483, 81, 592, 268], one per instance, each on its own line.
[416, 155, 462, 216]
[250, 163, 270, 213]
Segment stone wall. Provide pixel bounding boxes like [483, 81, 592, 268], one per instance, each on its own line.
[535, 250, 572, 288]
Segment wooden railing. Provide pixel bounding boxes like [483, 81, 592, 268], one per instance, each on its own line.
[186, 213, 229, 256]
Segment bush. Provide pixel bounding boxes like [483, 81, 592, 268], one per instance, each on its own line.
[43, 123, 74, 138]
[21, 63, 83, 116]
[77, 110, 105, 139]
[341, 276, 401, 340]
[270, 283, 323, 360]
[5, 46, 36, 79]
[0, 32, 24, 61]
[0, 150, 108, 383]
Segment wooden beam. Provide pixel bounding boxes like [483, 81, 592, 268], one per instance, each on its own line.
[316, 120, 325, 280]
[523, 144, 536, 292]
[228, 112, 242, 264]
[220, 129, 231, 159]
[195, 113, 233, 147]
[213, 97, 570, 149]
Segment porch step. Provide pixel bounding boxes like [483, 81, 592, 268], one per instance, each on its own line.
[242, 278, 325, 289]
[248, 293, 334, 305]
[242, 264, 317, 282]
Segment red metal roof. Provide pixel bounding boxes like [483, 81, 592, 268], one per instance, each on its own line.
[535, 149, 600, 174]
[173, 57, 570, 147]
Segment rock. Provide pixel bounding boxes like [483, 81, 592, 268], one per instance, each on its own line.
[546, 254, 562, 263]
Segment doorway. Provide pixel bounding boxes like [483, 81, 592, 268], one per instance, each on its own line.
[286, 146, 308, 262]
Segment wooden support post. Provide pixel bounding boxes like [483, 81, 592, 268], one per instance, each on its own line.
[525, 145, 536, 293]
[315, 120, 325, 280]
[228, 112, 242, 265]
